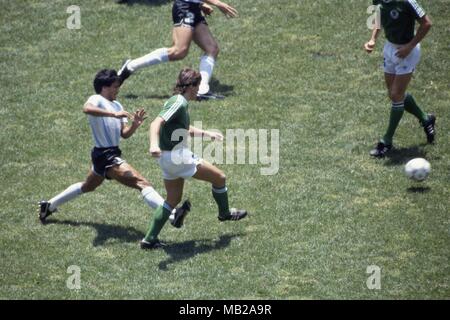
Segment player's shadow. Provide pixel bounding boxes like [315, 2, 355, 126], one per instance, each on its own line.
[407, 186, 431, 193]
[122, 93, 172, 100]
[209, 77, 234, 97]
[116, 0, 172, 6]
[44, 219, 144, 247]
[158, 233, 243, 271]
[383, 145, 427, 166]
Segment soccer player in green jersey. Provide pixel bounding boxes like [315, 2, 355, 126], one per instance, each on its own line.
[364, 0, 436, 157]
[140, 68, 247, 249]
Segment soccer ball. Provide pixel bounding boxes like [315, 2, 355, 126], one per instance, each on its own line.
[405, 158, 431, 181]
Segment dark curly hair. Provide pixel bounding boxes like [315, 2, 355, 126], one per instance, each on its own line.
[173, 68, 202, 95]
[93, 69, 119, 94]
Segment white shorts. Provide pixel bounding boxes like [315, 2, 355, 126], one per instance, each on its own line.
[383, 41, 421, 75]
[158, 148, 203, 180]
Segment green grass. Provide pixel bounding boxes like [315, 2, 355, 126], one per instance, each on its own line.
[1, 0, 449, 299]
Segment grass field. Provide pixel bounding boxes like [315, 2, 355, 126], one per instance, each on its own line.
[0, 0, 449, 299]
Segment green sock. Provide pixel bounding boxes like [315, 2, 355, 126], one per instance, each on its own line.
[144, 204, 171, 242]
[404, 93, 428, 125]
[212, 186, 230, 218]
[382, 102, 405, 145]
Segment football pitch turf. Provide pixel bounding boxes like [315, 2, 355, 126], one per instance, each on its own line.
[0, 0, 449, 299]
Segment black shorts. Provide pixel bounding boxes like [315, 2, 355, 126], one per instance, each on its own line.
[91, 147, 125, 179]
[172, 0, 207, 28]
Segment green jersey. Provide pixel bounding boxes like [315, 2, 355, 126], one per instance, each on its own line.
[373, 0, 426, 44]
[158, 94, 190, 151]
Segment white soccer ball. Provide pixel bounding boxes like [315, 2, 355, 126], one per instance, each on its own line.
[405, 158, 431, 181]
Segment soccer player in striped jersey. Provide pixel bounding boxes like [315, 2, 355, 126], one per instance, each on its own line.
[118, 0, 238, 101]
[140, 68, 247, 249]
[38, 69, 188, 231]
[364, 0, 436, 157]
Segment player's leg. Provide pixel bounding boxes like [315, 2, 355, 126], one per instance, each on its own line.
[141, 178, 185, 249]
[193, 161, 247, 221]
[193, 23, 221, 98]
[370, 73, 407, 157]
[398, 45, 435, 143]
[106, 162, 164, 209]
[383, 73, 412, 145]
[39, 170, 104, 223]
[118, 27, 193, 85]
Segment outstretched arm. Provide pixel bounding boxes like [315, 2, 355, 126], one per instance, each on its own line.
[189, 125, 223, 141]
[83, 103, 130, 118]
[202, 0, 238, 18]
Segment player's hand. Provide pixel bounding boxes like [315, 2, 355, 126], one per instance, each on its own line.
[132, 108, 147, 127]
[396, 44, 413, 59]
[364, 40, 376, 53]
[149, 145, 161, 158]
[217, 1, 238, 18]
[113, 110, 131, 118]
[207, 131, 224, 141]
[201, 3, 214, 16]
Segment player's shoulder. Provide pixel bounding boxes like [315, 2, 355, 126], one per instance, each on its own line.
[165, 94, 188, 108]
[85, 94, 103, 106]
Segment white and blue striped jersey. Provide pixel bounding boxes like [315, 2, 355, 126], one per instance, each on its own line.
[85, 95, 127, 148]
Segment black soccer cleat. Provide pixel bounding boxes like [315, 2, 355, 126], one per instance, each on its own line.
[38, 201, 56, 224]
[423, 113, 436, 144]
[170, 200, 191, 229]
[140, 239, 166, 250]
[197, 91, 225, 101]
[369, 141, 392, 158]
[218, 208, 248, 222]
[118, 59, 132, 85]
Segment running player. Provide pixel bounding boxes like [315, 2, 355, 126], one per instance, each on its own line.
[39, 69, 187, 236]
[140, 68, 247, 249]
[118, 0, 238, 101]
[364, 0, 436, 157]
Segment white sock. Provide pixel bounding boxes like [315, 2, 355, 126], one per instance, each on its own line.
[198, 55, 215, 95]
[49, 182, 83, 211]
[141, 186, 164, 209]
[128, 48, 169, 72]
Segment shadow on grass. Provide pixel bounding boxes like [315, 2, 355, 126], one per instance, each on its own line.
[121, 77, 234, 100]
[384, 145, 427, 166]
[122, 93, 172, 100]
[158, 233, 243, 271]
[209, 77, 234, 97]
[407, 186, 431, 193]
[116, 0, 172, 6]
[44, 219, 144, 247]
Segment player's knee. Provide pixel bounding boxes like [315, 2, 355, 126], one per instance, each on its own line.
[81, 183, 97, 193]
[390, 92, 405, 103]
[206, 43, 219, 58]
[138, 178, 151, 190]
[170, 47, 189, 60]
[216, 172, 226, 186]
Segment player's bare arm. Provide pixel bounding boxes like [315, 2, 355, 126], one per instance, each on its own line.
[149, 116, 165, 158]
[200, 3, 214, 16]
[396, 15, 432, 58]
[203, 0, 238, 18]
[364, 28, 381, 53]
[189, 125, 223, 141]
[83, 103, 131, 118]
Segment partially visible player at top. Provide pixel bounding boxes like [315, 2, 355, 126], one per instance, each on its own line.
[140, 68, 247, 249]
[39, 69, 188, 236]
[364, 0, 436, 157]
[118, 0, 238, 101]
